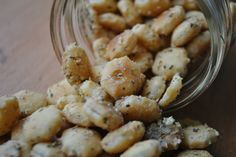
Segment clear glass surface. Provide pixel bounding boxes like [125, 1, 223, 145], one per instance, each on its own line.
[50, 0, 233, 112]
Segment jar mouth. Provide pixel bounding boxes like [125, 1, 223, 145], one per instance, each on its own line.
[50, 0, 232, 112]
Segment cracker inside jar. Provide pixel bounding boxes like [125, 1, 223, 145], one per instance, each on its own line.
[85, 0, 210, 108]
[61, 3, 210, 109]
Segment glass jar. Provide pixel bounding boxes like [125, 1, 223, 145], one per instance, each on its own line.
[50, 0, 233, 112]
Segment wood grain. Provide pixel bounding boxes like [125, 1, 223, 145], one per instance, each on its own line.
[0, 0, 235, 156]
[0, 0, 63, 96]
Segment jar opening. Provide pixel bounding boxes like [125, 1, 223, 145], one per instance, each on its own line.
[50, 0, 232, 112]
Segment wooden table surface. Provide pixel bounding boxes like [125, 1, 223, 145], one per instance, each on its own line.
[0, 0, 236, 156]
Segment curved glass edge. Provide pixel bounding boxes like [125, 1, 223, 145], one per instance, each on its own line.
[165, 0, 233, 112]
[50, 0, 233, 113]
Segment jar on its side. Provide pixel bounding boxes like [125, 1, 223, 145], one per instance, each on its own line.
[50, 0, 232, 112]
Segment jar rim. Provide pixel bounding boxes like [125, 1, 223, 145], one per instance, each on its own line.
[50, 0, 233, 112]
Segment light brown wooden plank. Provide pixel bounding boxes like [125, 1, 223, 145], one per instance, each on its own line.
[0, 0, 63, 95]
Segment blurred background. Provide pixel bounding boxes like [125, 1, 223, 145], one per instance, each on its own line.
[0, 0, 63, 95]
[0, 0, 236, 156]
